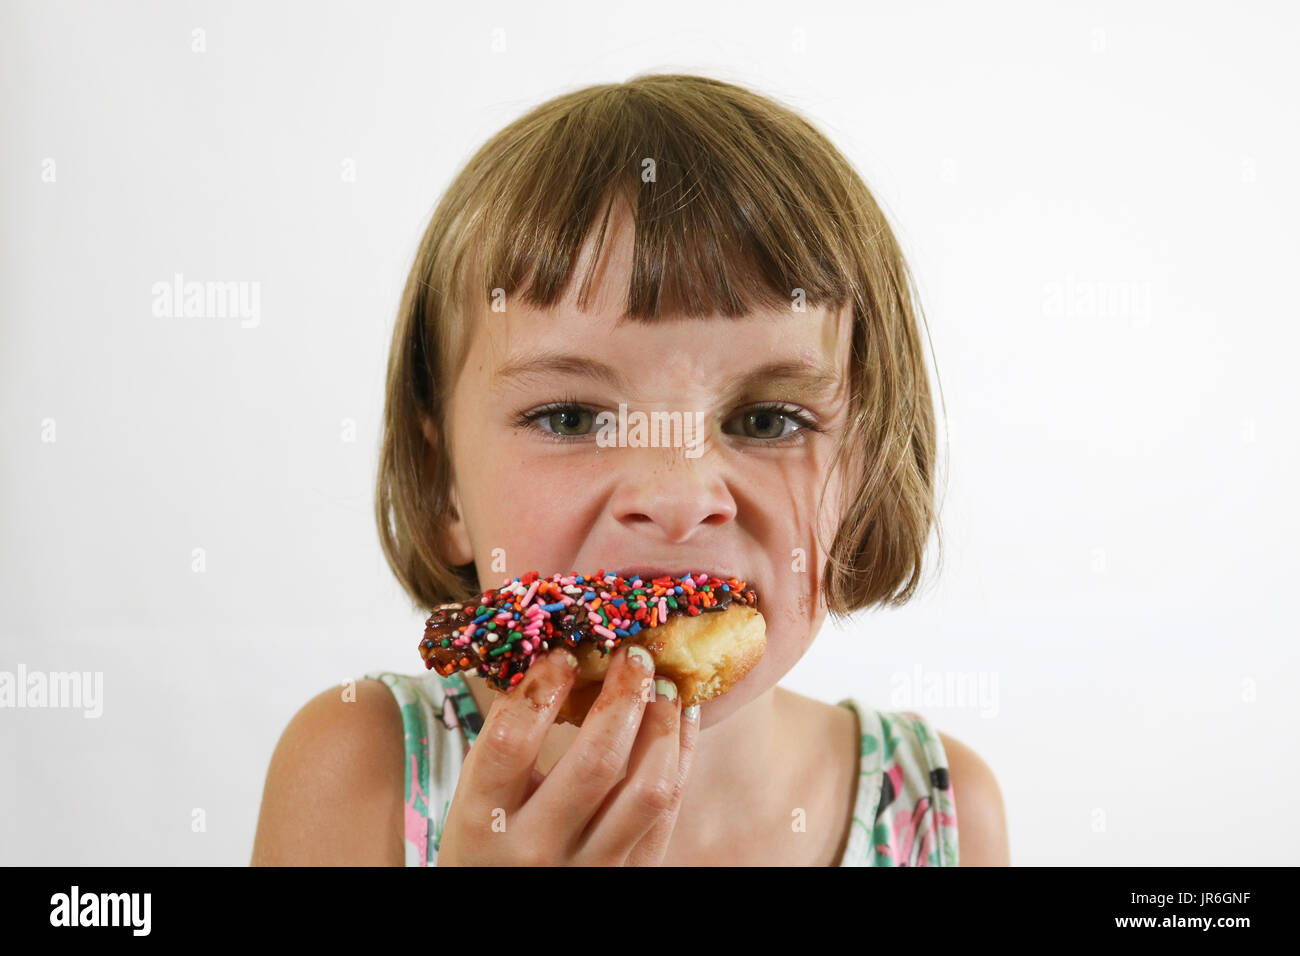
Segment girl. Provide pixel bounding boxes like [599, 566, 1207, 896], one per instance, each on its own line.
[252, 73, 1009, 867]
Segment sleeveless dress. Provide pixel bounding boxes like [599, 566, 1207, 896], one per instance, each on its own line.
[362, 669, 960, 866]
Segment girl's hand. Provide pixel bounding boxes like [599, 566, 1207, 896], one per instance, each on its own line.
[436, 643, 697, 866]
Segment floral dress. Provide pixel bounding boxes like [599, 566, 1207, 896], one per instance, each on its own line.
[363, 669, 959, 866]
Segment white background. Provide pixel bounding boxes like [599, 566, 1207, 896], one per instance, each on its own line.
[2, 0, 1297, 865]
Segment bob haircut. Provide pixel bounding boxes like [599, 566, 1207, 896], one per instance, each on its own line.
[376, 73, 943, 619]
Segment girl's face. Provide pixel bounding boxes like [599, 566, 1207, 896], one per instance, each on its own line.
[429, 209, 854, 724]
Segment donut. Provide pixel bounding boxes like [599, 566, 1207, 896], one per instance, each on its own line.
[418, 570, 765, 725]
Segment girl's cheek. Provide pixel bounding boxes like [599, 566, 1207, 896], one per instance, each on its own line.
[477, 490, 585, 576]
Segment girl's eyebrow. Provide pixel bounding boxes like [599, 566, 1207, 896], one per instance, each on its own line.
[490, 352, 840, 397]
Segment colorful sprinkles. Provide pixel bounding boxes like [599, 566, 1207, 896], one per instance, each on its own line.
[418, 570, 758, 692]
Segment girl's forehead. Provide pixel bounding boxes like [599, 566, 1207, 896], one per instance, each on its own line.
[489, 300, 839, 347]
[466, 300, 851, 400]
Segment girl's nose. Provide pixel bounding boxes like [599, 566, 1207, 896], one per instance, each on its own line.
[607, 448, 738, 543]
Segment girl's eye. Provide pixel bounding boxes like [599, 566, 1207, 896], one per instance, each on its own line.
[722, 405, 816, 442]
[517, 401, 821, 445]
[535, 406, 596, 437]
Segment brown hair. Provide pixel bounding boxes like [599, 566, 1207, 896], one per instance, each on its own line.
[375, 73, 944, 619]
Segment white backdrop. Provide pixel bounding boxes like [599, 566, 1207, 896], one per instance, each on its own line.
[3, 0, 1296, 865]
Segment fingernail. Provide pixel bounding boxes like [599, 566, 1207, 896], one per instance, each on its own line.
[626, 644, 654, 672]
[654, 677, 677, 702]
[555, 649, 580, 670]
[684, 703, 700, 722]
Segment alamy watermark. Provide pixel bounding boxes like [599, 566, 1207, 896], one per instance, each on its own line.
[151, 272, 261, 328]
[50, 886, 150, 935]
[889, 664, 999, 718]
[594, 404, 708, 459]
[1042, 275, 1152, 326]
[0, 664, 103, 718]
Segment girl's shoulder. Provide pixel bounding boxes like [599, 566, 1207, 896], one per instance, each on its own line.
[934, 727, 1010, 866]
[251, 677, 407, 865]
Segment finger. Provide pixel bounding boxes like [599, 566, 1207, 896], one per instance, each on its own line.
[461, 648, 580, 815]
[523, 767, 546, 803]
[519, 643, 656, 846]
[577, 676, 682, 864]
[624, 698, 701, 866]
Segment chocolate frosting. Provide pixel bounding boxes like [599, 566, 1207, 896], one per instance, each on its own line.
[418, 570, 758, 692]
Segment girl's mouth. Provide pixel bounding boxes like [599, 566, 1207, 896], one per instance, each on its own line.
[612, 566, 749, 586]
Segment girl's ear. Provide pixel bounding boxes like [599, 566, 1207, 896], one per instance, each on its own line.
[420, 414, 475, 568]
